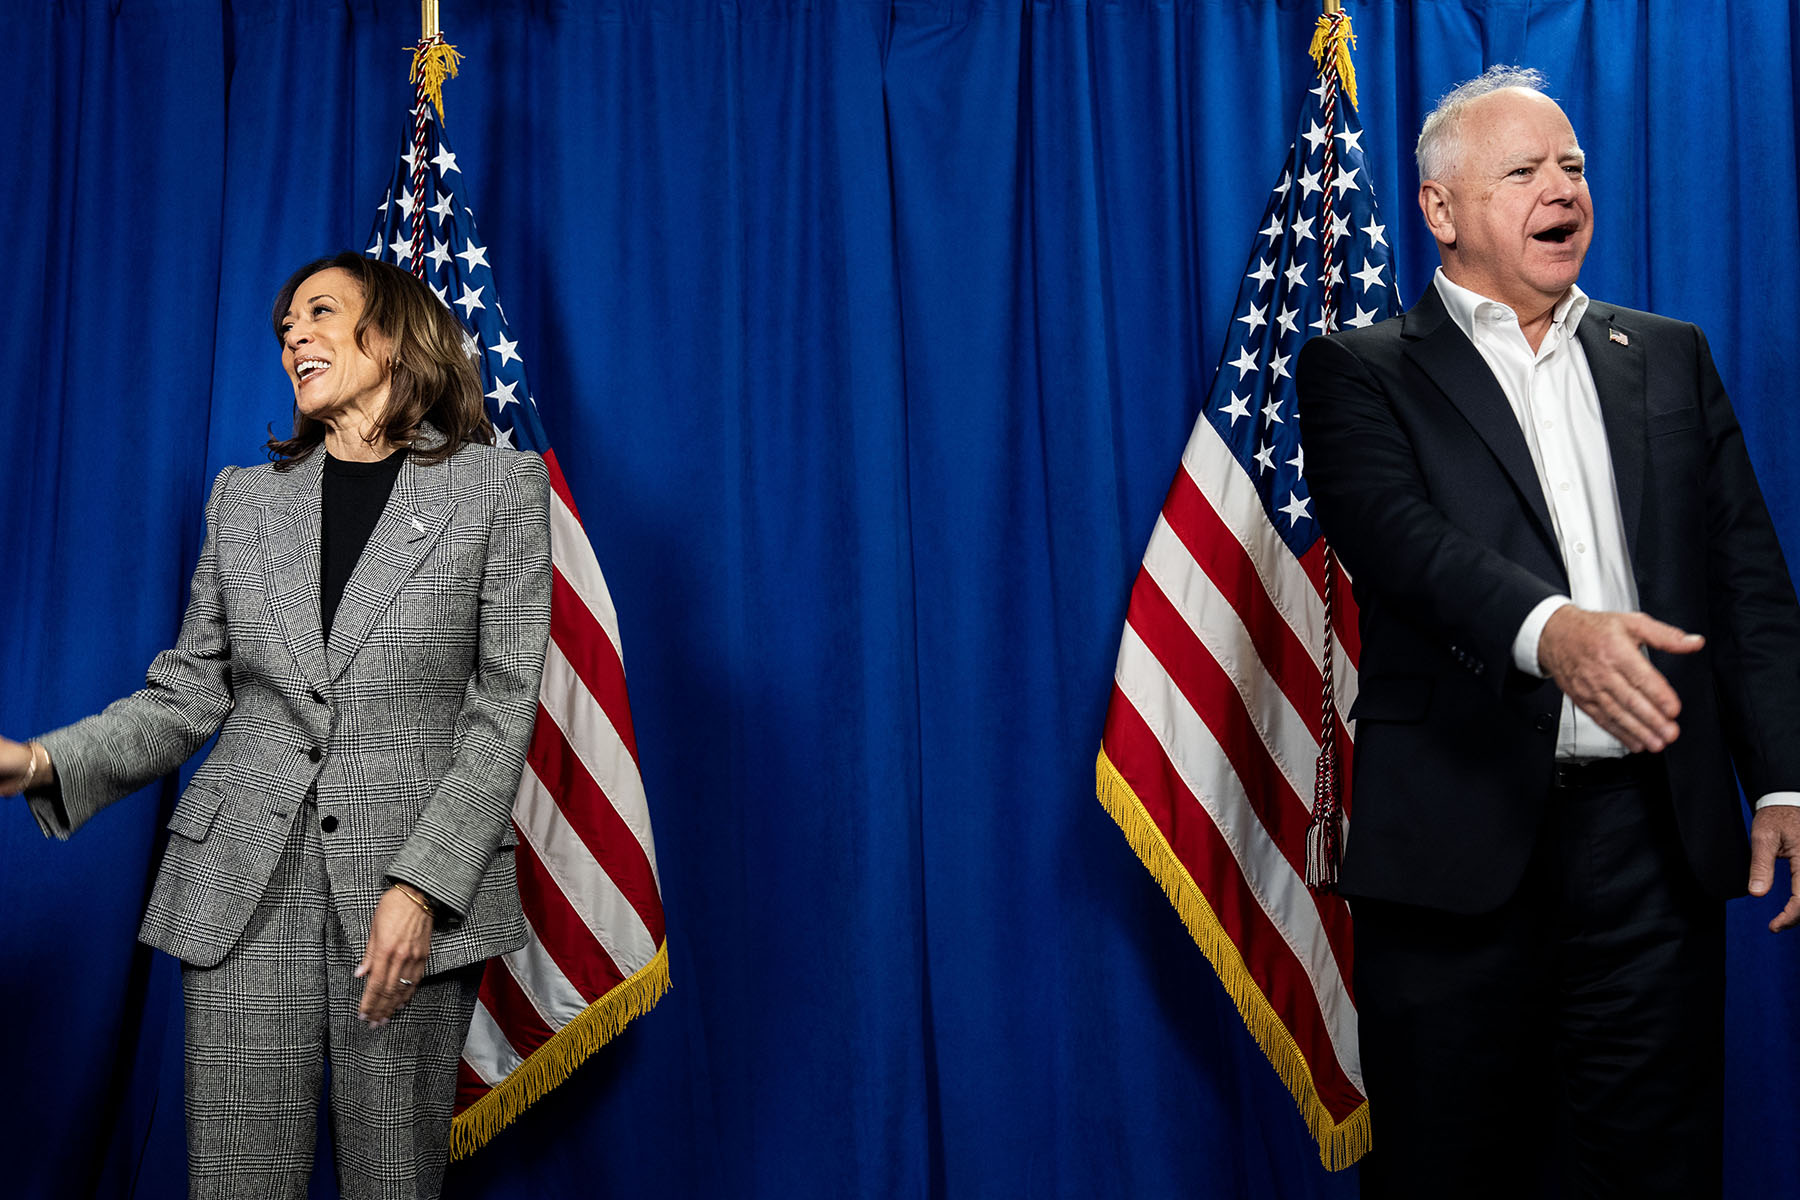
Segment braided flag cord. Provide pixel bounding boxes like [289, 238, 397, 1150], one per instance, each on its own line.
[1094, 11, 1400, 1169]
[1306, 44, 1348, 892]
[407, 94, 429, 275]
[366, 62, 670, 1157]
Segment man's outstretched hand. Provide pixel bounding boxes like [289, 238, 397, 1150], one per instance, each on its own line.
[1537, 606, 1703, 753]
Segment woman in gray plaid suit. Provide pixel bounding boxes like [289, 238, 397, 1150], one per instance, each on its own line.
[2, 253, 553, 1199]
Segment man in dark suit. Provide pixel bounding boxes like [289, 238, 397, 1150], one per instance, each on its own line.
[1296, 66, 1800, 1196]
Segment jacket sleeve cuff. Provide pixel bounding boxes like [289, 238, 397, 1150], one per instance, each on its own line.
[1513, 595, 1573, 678]
[24, 780, 73, 840]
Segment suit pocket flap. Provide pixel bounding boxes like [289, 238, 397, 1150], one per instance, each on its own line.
[1348, 674, 1433, 723]
[1648, 408, 1699, 436]
[166, 782, 227, 841]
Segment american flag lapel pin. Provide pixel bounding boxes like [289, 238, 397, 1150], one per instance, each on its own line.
[1609, 327, 1629, 346]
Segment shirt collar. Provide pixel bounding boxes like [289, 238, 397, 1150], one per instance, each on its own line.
[1433, 267, 1588, 344]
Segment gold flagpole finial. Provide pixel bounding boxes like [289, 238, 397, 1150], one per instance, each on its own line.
[411, 2, 461, 122]
[1323, 0, 1341, 12]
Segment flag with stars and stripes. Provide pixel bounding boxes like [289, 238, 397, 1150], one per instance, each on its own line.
[1093, 11, 1398, 1171]
[364, 67, 669, 1158]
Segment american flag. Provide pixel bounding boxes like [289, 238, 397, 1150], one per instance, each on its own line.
[365, 49, 669, 1158]
[1093, 13, 1397, 1170]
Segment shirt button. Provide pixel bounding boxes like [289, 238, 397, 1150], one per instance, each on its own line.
[1560, 481, 1571, 492]
[321, 814, 338, 833]
[1541, 418, 1554, 429]
[307, 746, 322, 763]
[1575, 542, 1587, 554]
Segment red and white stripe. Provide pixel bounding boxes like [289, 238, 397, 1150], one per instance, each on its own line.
[456, 449, 667, 1110]
[1099, 416, 1365, 1129]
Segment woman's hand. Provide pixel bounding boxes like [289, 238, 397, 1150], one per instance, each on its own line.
[355, 884, 434, 1027]
[0, 738, 52, 796]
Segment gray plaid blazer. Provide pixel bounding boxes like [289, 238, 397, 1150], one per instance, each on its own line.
[29, 428, 552, 975]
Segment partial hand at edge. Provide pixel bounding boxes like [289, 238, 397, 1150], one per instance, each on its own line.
[354, 885, 433, 1027]
[1537, 606, 1703, 753]
[1749, 805, 1800, 933]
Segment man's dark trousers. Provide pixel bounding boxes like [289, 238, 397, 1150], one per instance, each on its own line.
[1352, 758, 1724, 1198]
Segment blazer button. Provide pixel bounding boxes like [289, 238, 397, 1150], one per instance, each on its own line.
[320, 814, 338, 833]
[1534, 713, 1556, 733]
[309, 687, 326, 704]
[307, 746, 323, 763]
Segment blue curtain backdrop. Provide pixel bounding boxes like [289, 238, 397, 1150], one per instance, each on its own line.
[4, 1, 1798, 1196]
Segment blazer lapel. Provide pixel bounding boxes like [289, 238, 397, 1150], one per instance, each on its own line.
[257, 450, 332, 695]
[1400, 286, 1562, 559]
[324, 448, 458, 682]
[1574, 303, 1646, 562]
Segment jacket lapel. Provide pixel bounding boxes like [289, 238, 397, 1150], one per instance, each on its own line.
[1574, 303, 1646, 562]
[257, 450, 332, 694]
[1400, 285, 1562, 559]
[324, 443, 458, 682]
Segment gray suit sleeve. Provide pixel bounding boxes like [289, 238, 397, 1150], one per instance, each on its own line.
[30, 467, 239, 838]
[384, 452, 552, 920]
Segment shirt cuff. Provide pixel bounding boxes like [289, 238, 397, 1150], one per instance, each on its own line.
[1513, 595, 1574, 677]
[1754, 793, 1800, 810]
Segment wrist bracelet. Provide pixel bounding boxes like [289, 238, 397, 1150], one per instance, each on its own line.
[394, 884, 434, 917]
[19, 744, 41, 792]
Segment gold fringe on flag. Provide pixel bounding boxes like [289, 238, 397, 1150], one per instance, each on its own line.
[1308, 10, 1359, 110]
[411, 37, 463, 122]
[1095, 750, 1371, 1170]
[449, 940, 674, 1159]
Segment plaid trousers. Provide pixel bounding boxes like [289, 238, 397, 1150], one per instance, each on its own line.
[182, 805, 481, 1200]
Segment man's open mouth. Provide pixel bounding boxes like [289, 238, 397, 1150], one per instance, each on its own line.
[1533, 224, 1579, 244]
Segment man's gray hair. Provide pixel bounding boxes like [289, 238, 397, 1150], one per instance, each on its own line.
[1415, 65, 1552, 182]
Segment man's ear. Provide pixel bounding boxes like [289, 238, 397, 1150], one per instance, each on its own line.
[1418, 180, 1456, 249]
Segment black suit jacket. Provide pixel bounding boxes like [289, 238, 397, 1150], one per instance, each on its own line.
[1295, 284, 1800, 913]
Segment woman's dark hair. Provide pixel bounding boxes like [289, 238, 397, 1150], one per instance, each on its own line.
[267, 252, 493, 467]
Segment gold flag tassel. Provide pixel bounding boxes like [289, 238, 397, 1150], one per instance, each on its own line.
[411, 34, 463, 122]
[1308, 7, 1359, 110]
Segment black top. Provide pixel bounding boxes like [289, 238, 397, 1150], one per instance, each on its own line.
[320, 448, 408, 638]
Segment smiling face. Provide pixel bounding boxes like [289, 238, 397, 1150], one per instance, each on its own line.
[1418, 88, 1592, 316]
[278, 267, 395, 432]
